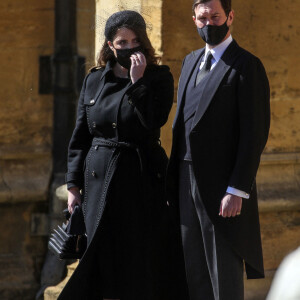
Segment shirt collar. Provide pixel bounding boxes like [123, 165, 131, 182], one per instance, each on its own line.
[204, 35, 233, 63]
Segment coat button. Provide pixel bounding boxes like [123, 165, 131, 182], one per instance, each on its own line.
[112, 122, 117, 129]
[92, 171, 96, 177]
[128, 99, 133, 105]
[90, 99, 95, 104]
[92, 122, 96, 128]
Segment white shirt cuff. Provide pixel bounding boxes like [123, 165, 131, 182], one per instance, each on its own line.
[226, 187, 250, 199]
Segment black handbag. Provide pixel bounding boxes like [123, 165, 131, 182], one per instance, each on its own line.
[48, 205, 87, 259]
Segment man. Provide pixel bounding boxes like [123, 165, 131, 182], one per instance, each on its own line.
[167, 0, 270, 299]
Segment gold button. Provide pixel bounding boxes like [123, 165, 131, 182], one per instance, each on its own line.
[90, 99, 95, 104]
[112, 123, 117, 129]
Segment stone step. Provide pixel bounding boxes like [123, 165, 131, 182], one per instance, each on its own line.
[44, 261, 78, 300]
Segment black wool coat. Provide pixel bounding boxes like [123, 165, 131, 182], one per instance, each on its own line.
[167, 40, 270, 280]
[59, 61, 174, 300]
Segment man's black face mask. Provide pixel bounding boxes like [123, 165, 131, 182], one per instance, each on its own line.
[197, 16, 229, 46]
[115, 46, 143, 70]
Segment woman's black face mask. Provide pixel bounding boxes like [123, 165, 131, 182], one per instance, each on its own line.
[197, 16, 229, 46]
[114, 46, 143, 69]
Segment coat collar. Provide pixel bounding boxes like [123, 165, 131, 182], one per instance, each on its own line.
[100, 59, 115, 80]
[92, 60, 115, 102]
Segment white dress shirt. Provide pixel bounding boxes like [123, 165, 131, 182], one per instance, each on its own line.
[200, 35, 233, 70]
[200, 35, 250, 199]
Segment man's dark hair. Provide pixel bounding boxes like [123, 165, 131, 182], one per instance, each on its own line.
[193, 0, 231, 16]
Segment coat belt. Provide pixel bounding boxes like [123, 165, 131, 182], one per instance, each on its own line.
[91, 137, 144, 173]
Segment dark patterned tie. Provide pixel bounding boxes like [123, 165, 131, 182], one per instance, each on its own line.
[196, 52, 213, 86]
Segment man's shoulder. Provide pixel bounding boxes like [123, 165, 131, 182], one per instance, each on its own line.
[230, 41, 268, 78]
[182, 47, 205, 66]
[186, 48, 204, 59]
[233, 41, 263, 67]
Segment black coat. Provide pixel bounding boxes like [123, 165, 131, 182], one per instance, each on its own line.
[167, 40, 270, 280]
[59, 61, 174, 300]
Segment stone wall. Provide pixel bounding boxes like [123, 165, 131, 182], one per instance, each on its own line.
[0, 1, 54, 298]
[233, 0, 300, 153]
[0, 1, 54, 203]
[0, 0, 95, 298]
[78, 0, 96, 70]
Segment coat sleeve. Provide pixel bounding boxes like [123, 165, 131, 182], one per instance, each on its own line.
[65, 73, 93, 190]
[125, 66, 174, 130]
[228, 56, 270, 194]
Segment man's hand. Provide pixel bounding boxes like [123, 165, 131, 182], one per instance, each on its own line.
[68, 187, 81, 214]
[219, 193, 242, 218]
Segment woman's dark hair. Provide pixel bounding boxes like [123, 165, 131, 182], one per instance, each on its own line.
[96, 25, 160, 68]
[193, 0, 231, 16]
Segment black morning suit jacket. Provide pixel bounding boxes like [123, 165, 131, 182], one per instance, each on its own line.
[167, 39, 270, 279]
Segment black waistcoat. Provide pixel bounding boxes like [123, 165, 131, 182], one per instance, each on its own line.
[177, 55, 214, 160]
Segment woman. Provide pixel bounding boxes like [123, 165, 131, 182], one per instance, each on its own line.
[58, 10, 174, 300]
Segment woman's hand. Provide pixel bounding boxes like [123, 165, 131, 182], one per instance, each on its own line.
[68, 187, 82, 214]
[130, 51, 147, 83]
